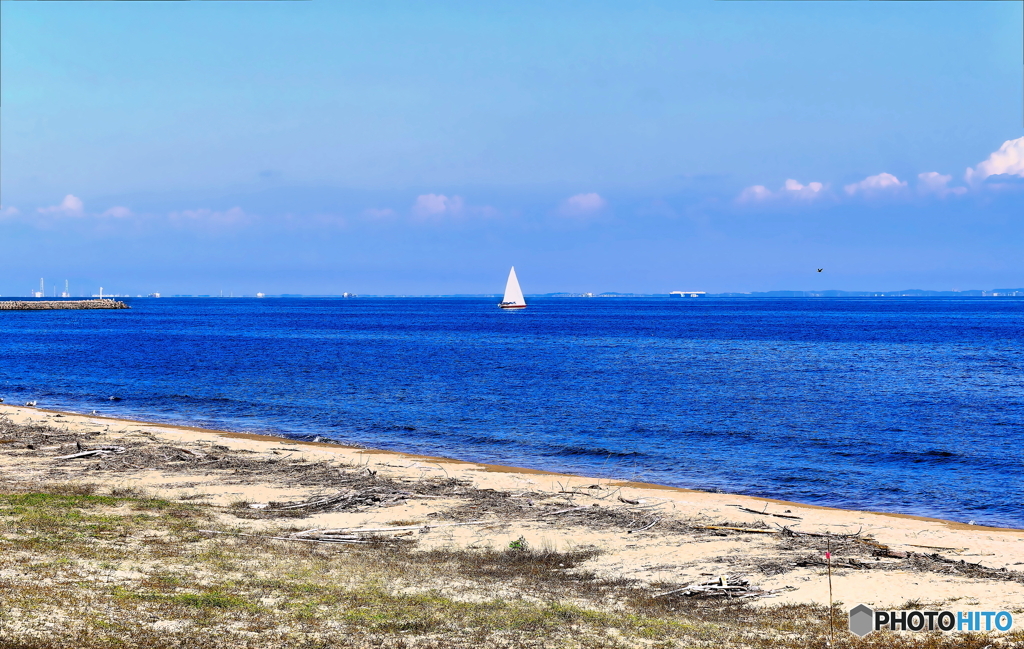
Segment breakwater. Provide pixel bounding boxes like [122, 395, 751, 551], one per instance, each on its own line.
[0, 299, 129, 310]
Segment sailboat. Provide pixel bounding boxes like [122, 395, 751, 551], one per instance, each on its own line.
[498, 266, 526, 309]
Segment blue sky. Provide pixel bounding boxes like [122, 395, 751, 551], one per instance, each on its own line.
[1, 1, 1022, 296]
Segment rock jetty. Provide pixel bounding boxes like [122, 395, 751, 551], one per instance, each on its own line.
[0, 299, 129, 310]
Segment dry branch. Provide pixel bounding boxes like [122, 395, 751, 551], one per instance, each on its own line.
[697, 525, 778, 534]
[539, 506, 588, 517]
[54, 447, 126, 460]
[729, 504, 802, 520]
[628, 517, 661, 533]
[197, 529, 370, 544]
[653, 576, 794, 600]
[293, 519, 497, 538]
[776, 525, 862, 539]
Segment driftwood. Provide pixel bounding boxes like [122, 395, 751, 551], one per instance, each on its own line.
[293, 519, 497, 539]
[264, 485, 457, 515]
[540, 506, 589, 517]
[729, 504, 802, 520]
[875, 548, 909, 559]
[653, 576, 794, 600]
[776, 524, 902, 556]
[628, 517, 661, 533]
[198, 529, 369, 544]
[906, 543, 967, 553]
[797, 557, 871, 570]
[54, 446, 126, 460]
[268, 491, 355, 512]
[617, 496, 640, 505]
[170, 447, 206, 458]
[622, 503, 664, 511]
[776, 525, 863, 539]
[697, 525, 778, 534]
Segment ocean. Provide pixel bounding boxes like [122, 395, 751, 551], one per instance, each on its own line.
[1, 297, 1021, 528]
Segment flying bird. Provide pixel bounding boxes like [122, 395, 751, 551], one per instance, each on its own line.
[817, 269, 823, 272]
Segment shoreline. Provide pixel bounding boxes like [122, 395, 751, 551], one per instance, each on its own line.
[17, 404, 1021, 533]
[3, 402, 1023, 612]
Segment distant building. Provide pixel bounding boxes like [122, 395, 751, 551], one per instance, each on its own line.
[669, 291, 706, 298]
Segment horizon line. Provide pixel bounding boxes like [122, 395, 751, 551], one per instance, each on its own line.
[5, 288, 1024, 299]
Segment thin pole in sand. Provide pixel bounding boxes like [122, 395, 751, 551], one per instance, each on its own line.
[826, 537, 834, 645]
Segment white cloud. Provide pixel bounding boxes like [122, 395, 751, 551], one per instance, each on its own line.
[737, 179, 824, 202]
[363, 207, 395, 218]
[782, 179, 824, 199]
[917, 172, 966, 198]
[737, 185, 772, 202]
[844, 172, 906, 196]
[561, 192, 606, 215]
[169, 206, 247, 226]
[413, 194, 464, 218]
[101, 206, 132, 218]
[37, 194, 84, 216]
[965, 136, 1024, 185]
[0, 205, 20, 218]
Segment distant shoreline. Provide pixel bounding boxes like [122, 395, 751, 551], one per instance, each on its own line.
[30, 292, 1016, 299]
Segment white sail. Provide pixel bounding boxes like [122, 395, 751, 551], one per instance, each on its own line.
[499, 266, 526, 308]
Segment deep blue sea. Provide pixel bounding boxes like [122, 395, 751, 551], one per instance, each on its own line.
[1, 297, 1021, 528]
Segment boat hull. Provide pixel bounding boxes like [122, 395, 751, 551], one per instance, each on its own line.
[498, 304, 526, 309]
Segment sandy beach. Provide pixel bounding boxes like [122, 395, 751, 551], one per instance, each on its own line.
[2, 402, 1021, 616]
[1, 403, 1022, 647]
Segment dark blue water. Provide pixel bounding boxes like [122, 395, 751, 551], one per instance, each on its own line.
[1, 298, 1021, 528]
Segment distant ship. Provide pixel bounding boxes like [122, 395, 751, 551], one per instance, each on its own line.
[499, 267, 526, 309]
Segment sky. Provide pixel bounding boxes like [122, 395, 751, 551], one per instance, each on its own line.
[1, 1, 1022, 296]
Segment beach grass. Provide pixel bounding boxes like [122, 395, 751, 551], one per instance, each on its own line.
[1, 482, 1017, 648]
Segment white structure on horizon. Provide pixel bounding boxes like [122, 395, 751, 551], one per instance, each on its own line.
[256, 292, 266, 298]
[61, 280, 70, 298]
[33, 278, 45, 298]
[670, 291, 706, 298]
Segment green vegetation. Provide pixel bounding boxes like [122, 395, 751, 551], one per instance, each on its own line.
[0, 482, 1019, 648]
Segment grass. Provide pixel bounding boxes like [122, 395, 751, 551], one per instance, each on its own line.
[0, 483, 1021, 648]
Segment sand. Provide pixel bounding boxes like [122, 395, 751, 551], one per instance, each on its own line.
[2, 403, 1021, 612]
